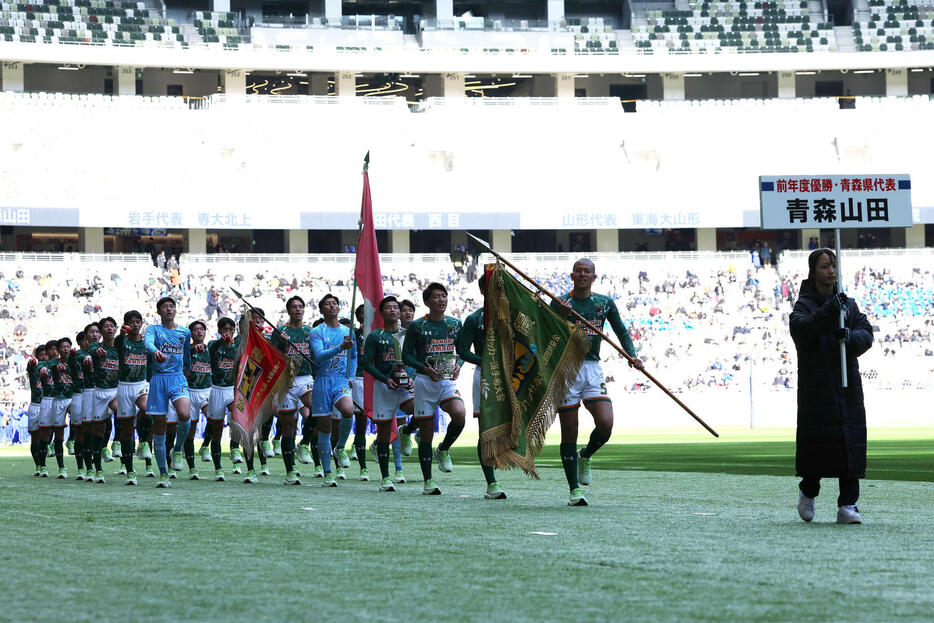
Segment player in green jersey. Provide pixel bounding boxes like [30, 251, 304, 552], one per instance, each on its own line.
[360, 296, 415, 491]
[400, 283, 467, 495]
[207, 316, 240, 480]
[36, 340, 62, 477]
[84, 317, 121, 483]
[454, 275, 506, 500]
[112, 311, 149, 482]
[551, 259, 644, 506]
[69, 331, 89, 477]
[51, 337, 75, 478]
[271, 296, 314, 484]
[26, 344, 47, 475]
[185, 320, 211, 480]
[78, 322, 101, 480]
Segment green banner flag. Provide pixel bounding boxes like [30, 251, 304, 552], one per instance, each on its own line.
[479, 263, 586, 478]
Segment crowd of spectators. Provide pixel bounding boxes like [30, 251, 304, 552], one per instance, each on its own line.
[1, 249, 931, 443]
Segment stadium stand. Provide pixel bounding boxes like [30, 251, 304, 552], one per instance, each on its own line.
[0, 0, 190, 46]
[852, 0, 934, 51]
[633, 0, 837, 53]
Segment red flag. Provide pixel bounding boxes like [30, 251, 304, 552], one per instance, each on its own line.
[230, 320, 290, 457]
[354, 154, 384, 422]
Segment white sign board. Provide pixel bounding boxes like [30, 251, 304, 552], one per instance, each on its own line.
[759, 175, 912, 230]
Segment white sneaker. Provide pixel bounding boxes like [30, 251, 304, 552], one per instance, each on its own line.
[837, 505, 862, 525]
[797, 491, 816, 522]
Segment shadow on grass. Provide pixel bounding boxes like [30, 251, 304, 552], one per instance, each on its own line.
[452, 440, 934, 482]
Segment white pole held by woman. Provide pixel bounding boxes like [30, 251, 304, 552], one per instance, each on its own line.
[834, 227, 848, 388]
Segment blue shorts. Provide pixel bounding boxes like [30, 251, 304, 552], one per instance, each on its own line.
[148, 373, 190, 415]
[311, 375, 351, 417]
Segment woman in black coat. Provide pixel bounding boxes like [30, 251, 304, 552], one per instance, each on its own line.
[789, 249, 873, 525]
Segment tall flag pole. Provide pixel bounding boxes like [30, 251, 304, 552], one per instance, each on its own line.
[354, 152, 384, 419]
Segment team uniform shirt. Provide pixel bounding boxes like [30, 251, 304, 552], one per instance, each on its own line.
[144, 324, 191, 415]
[360, 328, 414, 421]
[403, 315, 463, 419]
[207, 338, 239, 421]
[186, 346, 213, 421]
[26, 365, 43, 431]
[116, 334, 150, 419]
[88, 343, 120, 422]
[455, 308, 485, 416]
[37, 360, 60, 428]
[272, 325, 314, 415]
[550, 292, 636, 408]
[308, 323, 357, 417]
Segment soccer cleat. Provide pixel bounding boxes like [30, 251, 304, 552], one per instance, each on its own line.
[335, 448, 351, 469]
[283, 471, 301, 485]
[199, 446, 211, 462]
[294, 468, 302, 477]
[435, 448, 453, 473]
[66, 440, 75, 455]
[837, 505, 862, 525]
[322, 472, 338, 487]
[578, 450, 592, 486]
[145, 468, 156, 478]
[313, 465, 324, 478]
[75, 471, 85, 481]
[94, 470, 105, 483]
[112, 441, 122, 458]
[243, 469, 258, 484]
[797, 491, 816, 522]
[485, 483, 507, 500]
[189, 469, 200, 480]
[125, 471, 138, 485]
[230, 448, 244, 464]
[423, 479, 441, 495]
[297, 445, 312, 465]
[359, 468, 370, 482]
[171, 451, 184, 472]
[115, 467, 127, 476]
[214, 469, 225, 482]
[57, 467, 68, 479]
[47, 443, 54, 457]
[273, 439, 282, 456]
[137, 441, 153, 460]
[34, 468, 41, 477]
[260, 467, 270, 476]
[156, 474, 171, 488]
[335, 467, 347, 480]
[399, 432, 413, 456]
[568, 488, 588, 506]
[393, 469, 406, 484]
[39, 466, 49, 478]
[368, 441, 378, 463]
[84, 468, 95, 481]
[260, 440, 274, 459]
[379, 477, 395, 492]
[232, 465, 242, 475]
[170, 470, 179, 479]
[102, 447, 114, 462]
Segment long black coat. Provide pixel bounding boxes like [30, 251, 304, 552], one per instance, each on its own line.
[789, 279, 873, 479]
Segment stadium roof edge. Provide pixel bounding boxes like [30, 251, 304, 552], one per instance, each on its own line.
[1, 42, 933, 74]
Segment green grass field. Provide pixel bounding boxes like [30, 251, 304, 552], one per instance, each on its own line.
[1, 429, 932, 622]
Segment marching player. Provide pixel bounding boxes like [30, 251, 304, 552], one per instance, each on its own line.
[66, 332, 87, 458]
[359, 296, 415, 492]
[36, 340, 62, 477]
[308, 294, 357, 488]
[144, 297, 192, 488]
[184, 320, 212, 480]
[271, 296, 314, 485]
[400, 283, 466, 495]
[455, 275, 506, 499]
[85, 318, 121, 483]
[114, 311, 149, 484]
[51, 337, 75, 478]
[206, 316, 239, 481]
[551, 258, 643, 506]
[26, 344, 47, 475]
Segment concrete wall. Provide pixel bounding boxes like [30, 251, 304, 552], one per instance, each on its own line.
[685, 72, 778, 100]
[141, 68, 220, 97]
[794, 70, 887, 97]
